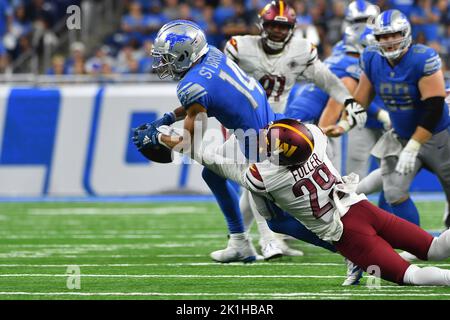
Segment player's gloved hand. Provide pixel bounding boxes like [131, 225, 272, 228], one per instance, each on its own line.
[132, 123, 160, 151]
[344, 98, 367, 129]
[151, 112, 176, 128]
[377, 109, 391, 131]
[395, 139, 421, 175]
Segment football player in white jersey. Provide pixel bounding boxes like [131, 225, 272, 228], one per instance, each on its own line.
[195, 118, 450, 286]
[222, 0, 364, 259]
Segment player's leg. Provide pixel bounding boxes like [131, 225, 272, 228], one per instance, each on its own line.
[356, 168, 383, 195]
[336, 201, 450, 285]
[326, 136, 342, 174]
[200, 135, 257, 263]
[346, 127, 379, 179]
[418, 129, 450, 230]
[246, 191, 304, 258]
[240, 189, 282, 260]
[381, 156, 421, 225]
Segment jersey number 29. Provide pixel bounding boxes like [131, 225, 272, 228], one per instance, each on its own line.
[292, 163, 336, 219]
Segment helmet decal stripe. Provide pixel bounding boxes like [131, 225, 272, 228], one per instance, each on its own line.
[382, 10, 392, 27]
[279, 0, 284, 16]
[356, 0, 366, 12]
[269, 123, 314, 152]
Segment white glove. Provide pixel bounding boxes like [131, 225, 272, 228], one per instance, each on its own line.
[377, 109, 391, 131]
[395, 139, 421, 175]
[345, 99, 367, 129]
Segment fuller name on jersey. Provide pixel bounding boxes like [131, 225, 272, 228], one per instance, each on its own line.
[244, 125, 366, 241]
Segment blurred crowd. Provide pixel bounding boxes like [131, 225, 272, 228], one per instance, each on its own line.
[0, 0, 449, 76]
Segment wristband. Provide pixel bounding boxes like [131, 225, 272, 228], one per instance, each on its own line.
[337, 119, 351, 132]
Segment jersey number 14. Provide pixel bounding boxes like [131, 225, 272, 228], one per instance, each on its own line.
[219, 58, 264, 109]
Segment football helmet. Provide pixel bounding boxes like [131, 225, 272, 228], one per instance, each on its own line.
[151, 20, 209, 79]
[344, 25, 375, 55]
[265, 118, 314, 166]
[259, 1, 296, 51]
[345, 0, 380, 25]
[372, 9, 411, 60]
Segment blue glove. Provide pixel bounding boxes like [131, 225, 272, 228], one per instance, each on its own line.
[132, 123, 160, 151]
[151, 112, 176, 128]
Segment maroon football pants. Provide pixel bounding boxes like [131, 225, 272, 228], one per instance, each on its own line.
[334, 200, 434, 284]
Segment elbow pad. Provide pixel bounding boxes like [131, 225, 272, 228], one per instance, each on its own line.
[419, 96, 445, 133]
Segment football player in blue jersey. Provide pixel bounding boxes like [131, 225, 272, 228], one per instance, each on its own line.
[325, 10, 450, 227]
[132, 20, 359, 264]
[285, 25, 391, 173]
[318, 25, 393, 214]
[331, 0, 380, 56]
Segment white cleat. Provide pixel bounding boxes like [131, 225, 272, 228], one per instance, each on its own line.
[261, 240, 283, 260]
[342, 259, 363, 286]
[399, 251, 418, 262]
[210, 237, 259, 263]
[276, 239, 304, 257]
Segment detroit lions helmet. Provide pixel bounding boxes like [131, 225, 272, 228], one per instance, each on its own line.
[344, 25, 375, 55]
[372, 10, 412, 60]
[151, 20, 209, 79]
[345, 0, 380, 25]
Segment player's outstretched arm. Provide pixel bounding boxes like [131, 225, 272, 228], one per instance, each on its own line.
[318, 77, 358, 129]
[160, 103, 207, 151]
[322, 72, 375, 137]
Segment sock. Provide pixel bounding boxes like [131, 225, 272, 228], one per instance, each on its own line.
[428, 229, 450, 260]
[202, 168, 244, 234]
[391, 198, 420, 226]
[250, 199, 277, 245]
[265, 203, 336, 253]
[356, 168, 383, 195]
[403, 265, 450, 285]
[378, 191, 393, 213]
[239, 190, 254, 233]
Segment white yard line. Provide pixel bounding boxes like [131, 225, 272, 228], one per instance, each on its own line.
[0, 274, 346, 278]
[0, 291, 447, 298]
[27, 206, 209, 216]
[0, 262, 345, 267]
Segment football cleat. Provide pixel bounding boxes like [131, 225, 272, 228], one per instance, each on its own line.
[342, 258, 363, 286]
[276, 239, 304, 257]
[260, 240, 283, 260]
[210, 237, 260, 263]
[399, 251, 418, 262]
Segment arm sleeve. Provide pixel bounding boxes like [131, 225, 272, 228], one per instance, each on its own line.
[303, 51, 353, 105]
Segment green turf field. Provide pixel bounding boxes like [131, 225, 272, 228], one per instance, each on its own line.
[0, 200, 449, 300]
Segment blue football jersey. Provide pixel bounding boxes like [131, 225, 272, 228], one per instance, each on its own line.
[361, 44, 449, 138]
[177, 46, 276, 132]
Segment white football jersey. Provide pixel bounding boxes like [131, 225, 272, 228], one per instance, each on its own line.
[224, 35, 318, 114]
[244, 124, 366, 241]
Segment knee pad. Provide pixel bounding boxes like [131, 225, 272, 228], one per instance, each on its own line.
[383, 184, 409, 204]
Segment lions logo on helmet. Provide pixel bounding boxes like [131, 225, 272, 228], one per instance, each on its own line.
[151, 20, 209, 79]
[266, 118, 314, 166]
